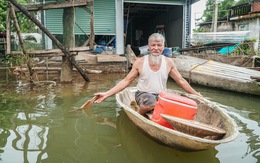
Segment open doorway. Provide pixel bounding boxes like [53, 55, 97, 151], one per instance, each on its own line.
[123, 2, 184, 50]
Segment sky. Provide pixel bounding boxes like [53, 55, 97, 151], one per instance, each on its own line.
[191, 0, 207, 32]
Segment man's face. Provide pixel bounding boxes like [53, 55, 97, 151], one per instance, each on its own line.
[148, 39, 164, 56]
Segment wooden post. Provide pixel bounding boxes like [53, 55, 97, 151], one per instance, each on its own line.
[9, 3, 34, 80]
[9, 0, 90, 82]
[89, 4, 94, 49]
[61, 1, 75, 83]
[212, 0, 218, 33]
[6, 8, 11, 54]
[9, 4, 26, 54]
[81, 1, 95, 49]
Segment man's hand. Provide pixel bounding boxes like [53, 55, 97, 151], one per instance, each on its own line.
[94, 92, 108, 103]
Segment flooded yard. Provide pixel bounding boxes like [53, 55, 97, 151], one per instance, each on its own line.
[0, 70, 259, 163]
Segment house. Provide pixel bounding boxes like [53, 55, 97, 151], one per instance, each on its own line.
[43, 0, 200, 55]
[197, 1, 260, 52]
[230, 1, 260, 52]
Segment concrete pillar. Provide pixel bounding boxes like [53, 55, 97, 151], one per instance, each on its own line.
[115, 0, 124, 55]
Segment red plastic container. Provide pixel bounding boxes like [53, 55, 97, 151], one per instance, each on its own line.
[151, 92, 198, 129]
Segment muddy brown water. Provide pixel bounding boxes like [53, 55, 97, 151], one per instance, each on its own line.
[0, 70, 259, 163]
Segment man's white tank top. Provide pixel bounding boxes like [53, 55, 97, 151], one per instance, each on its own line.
[137, 55, 168, 94]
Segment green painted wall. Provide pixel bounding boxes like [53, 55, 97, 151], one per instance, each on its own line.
[45, 0, 116, 35]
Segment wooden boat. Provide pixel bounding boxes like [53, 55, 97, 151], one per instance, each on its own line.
[172, 55, 260, 95]
[115, 87, 238, 151]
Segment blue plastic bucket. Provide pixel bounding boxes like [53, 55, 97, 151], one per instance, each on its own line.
[163, 48, 172, 58]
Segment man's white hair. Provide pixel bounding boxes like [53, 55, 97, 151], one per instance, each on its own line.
[148, 33, 165, 44]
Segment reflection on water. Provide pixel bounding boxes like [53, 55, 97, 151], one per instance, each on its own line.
[178, 84, 260, 163]
[0, 72, 260, 163]
[216, 105, 260, 163]
[116, 110, 219, 163]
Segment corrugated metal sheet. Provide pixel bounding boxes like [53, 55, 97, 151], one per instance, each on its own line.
[124, 0, 185, 5]
[91, 0, 115, 35]
[45, 0, 115, 35]
[45, 9, 63, 34]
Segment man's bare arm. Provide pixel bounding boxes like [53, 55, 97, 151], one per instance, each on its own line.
[94, 58, 141, 103]
[168, 59, 202, 96]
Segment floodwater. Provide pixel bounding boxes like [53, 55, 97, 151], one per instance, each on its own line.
[0, 70, 259, 163]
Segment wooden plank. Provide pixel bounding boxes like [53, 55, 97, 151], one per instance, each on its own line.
[97, 54, 127, 62]
[14, 1, 92, 12]
[18, 66, 102, 74]
[11, 47, 90, 57]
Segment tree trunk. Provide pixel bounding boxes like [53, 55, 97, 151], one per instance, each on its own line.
[61, 6, 75, 83]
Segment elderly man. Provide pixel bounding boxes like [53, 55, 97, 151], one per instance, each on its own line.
[94, 33, 201, 115]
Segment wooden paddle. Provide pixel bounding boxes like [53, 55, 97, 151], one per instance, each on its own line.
[80, 96, 98, 109]
[68, 96, 98, 113]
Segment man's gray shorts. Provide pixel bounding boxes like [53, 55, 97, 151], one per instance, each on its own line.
[135, 90, 159, 107]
